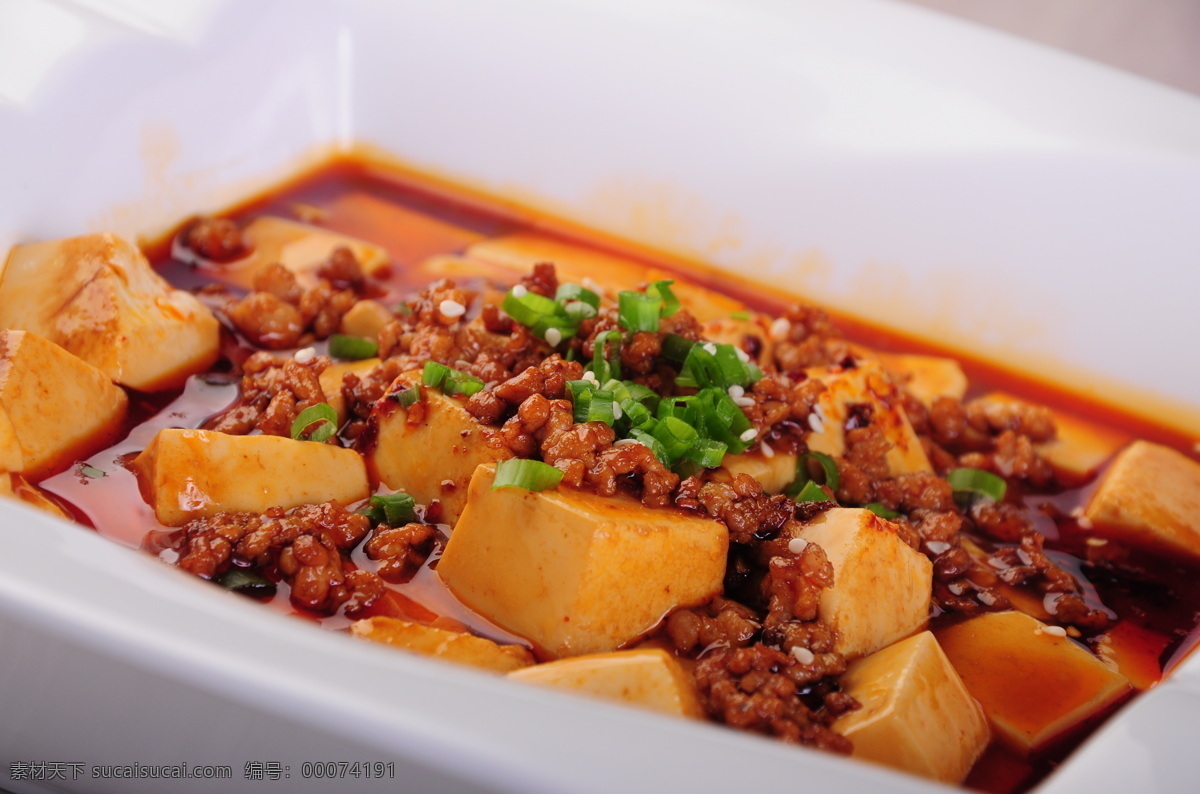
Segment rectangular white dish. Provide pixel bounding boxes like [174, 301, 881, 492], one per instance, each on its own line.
[3, 1, 1200, 792]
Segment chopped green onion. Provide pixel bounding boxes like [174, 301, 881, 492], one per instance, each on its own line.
[555, 283, 601, 311]
[647, 280, 681, 317]
[947, 468, 1007, 506]
[793, 480, 835, 503]
[730, 311, 751, 321]
[662, 334, 695, 363]
[492, 459, 564, 491]
[617, 291, 662, 332]
[356, 504, 387, 525]
[677, 342, 760, 389]
[562, 300, 598, 321]
[684, 438, 728, 468]
[628, 430, 669, 463]
[653, 416, 699, 464]
[422, 361, 485, 397]
[864, 502, 901, 519]
[394, 303, 413, 315]
[370, 492, 417, 525]
[785, 451, 840, 499]
[502, 289, 560, 327]
[79, 464, 106, 479]
[328, 334, 378, 360]
[585, 390, 618, 425]
[589, 330, 622, 382]
[290, 402, 337, 442]
[218, 568, 276, 597]
[393, 383, 421, 408]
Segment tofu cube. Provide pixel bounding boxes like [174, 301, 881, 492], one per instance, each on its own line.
[877, 352, 968, 406]
[318, 358, 381, 424]
[981, 392, 1128, 484]
[437, 464, 729, 658]
[213, 217, 389, 290]
[0, 330, 127, 479]
[798, 507, 932, 659]
[0, 234, 219, 390]
[833, 631, 989, 784]
[339, 300, 394, 342]
[466, 232, 745, 322]
[0, 473, 71, 521]
[936, 610, 1130, 753]
[508, 648, 703, 719]
[366, 383, 511, 526]
[806, 361, 932, 476]
[717, 450, 798, 495]
[132, 428, 369, 526]
[349, 616, 534, 673]
[1083, 440, 1200, 560]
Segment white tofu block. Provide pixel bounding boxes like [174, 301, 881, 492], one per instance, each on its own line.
[132, 428, 369, 526]
[717, 450, 798, 495]
[0, 234, 220, 390]
[349, 616, 534, 673]
[214, 217, 389, 290]
[806, 361, 932, 475]
[798, 507, 932, 659]
[877, 352, 968, 406]
[366, 381, 511, 526]
[338, 300, 394, 342]
[936, 610, 1130, 753]
[0, 329, 127, 479]
[438, 464, 728, 658]
[1084, 440, 1200, 560]
[466, 232, 745, 322]
[508, 648, 704, 719]
[833, 631, 989, 784]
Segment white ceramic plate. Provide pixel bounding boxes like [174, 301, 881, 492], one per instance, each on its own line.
[2, 1, 1200, 792]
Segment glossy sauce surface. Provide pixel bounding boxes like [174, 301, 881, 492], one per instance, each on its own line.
[35, 158, 1200, 793]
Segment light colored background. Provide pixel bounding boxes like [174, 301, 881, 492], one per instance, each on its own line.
[899, 0, 1200, 96]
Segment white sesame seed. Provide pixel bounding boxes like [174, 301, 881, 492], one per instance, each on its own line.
[511, 284, 528, 298]
[727, 385, 745, 399]
[733, 396, 756, 407]
[926, 541, 951, 555]
[787, 537, 809, 554]
[544, 327, 563, 346]
[1070, 506, 1085, 518]
[1042, 625, 1068, 637]
[703, 343, 718, 355]
[735, 348, 751, 363]
[613, 438, 639, 447]
[977, 591, 998, 606]
[791, 646, 815, 665]
[760, 441, 775, 459]
[1077, 516, 1094, 530]
[948, 581, 966, 596]
[769, 317, 791, 341]
[583, 371, 599, 384]
[293, 347, 317, 364]
[807, 413, 825, 434]
[739, 429, 757, 442]
[1017, 548, 1034, 566]
[1085, 537, 1108, 547]
[439, 299, 466, 318]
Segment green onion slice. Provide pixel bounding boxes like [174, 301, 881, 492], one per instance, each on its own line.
[662, 333, 695, 363]
[555, 283, 601, 311]
[646, 280, 681, 318]
[421, 361, 485, 397]
[786, 451, 840, 499]
[590, 330, 622, 382]
[793, 480, 834, 503]
[370, 492, 417, 525]
[492, 459, 564, 491]
[290, 402, 337, 442]
[617, 291, 662, 332]
[864, 502, 901, 519]
[730, 311, 751, 321]
[393, 383, 421, 408]
[502, 289, 560, 327]
[328, 334, 378, 361]
[947, 468, 1007, 505]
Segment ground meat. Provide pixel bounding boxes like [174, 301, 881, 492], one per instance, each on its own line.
[688, 474, 797, 545]
[986, 531, 1113, 632]
[206, 352, 330, 437]
[181, 216, 247, 262]
[364, 522, 438, 583]
[694, 644, 855, 752]
[772, 304, 850, 373]
[253, 262, 303, 304]
[587, 442, 680, 508]
[299, 280, 359, 338]
[318, 246, 365, 289]
[520, 262, 558, 297]
[226, 292, 306, 349]
[665, 597, 761, 655]
[620, 331, 663, 375]
[175, 502, 381, 616]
